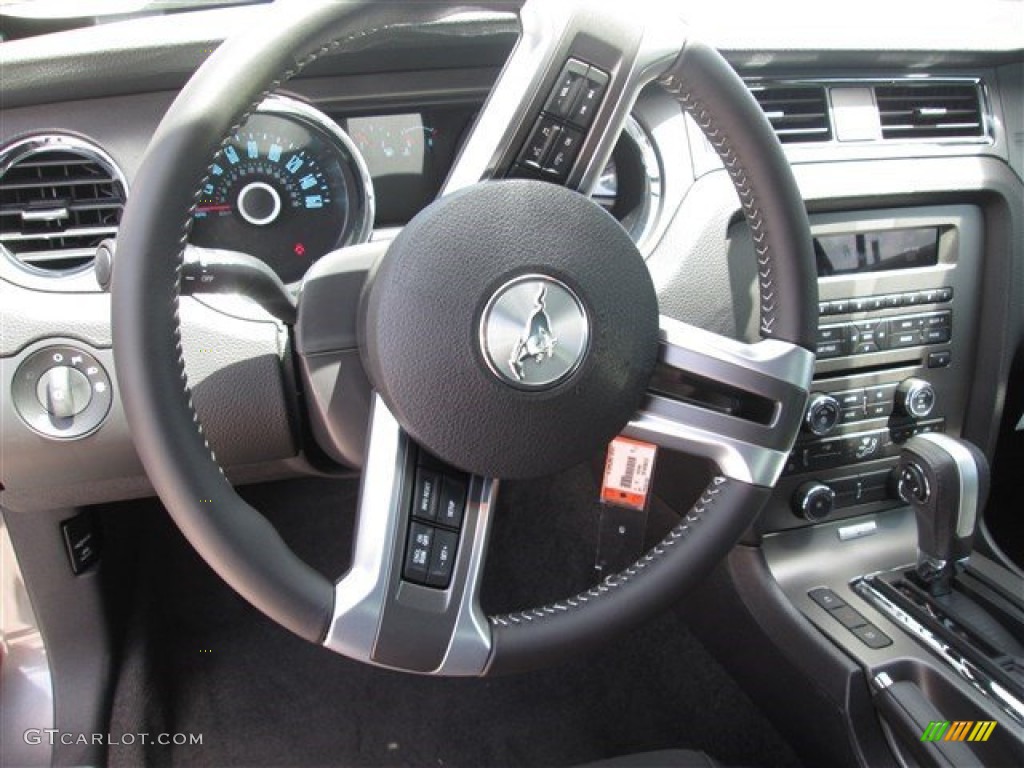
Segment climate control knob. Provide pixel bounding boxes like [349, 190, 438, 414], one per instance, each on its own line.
[896, 378, 936, 419]
[804, 392, 841, 436]
[792, 481, 836, 522]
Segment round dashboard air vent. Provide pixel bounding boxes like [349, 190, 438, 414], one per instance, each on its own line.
[0, 134, 127, 277]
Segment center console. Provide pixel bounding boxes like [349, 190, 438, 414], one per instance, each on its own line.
[761, 204, 983, 534]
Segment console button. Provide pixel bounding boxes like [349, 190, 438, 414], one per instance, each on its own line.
[818, 301, 830, 316]
[818, 326, 845, 344]
[866, 403, 891, 419]
[403, 523, 435, 584]
[437, 475, 467, 530]
[425, 528, 459, 589]
[805, 440, 844, 470]
[829, 299, 850, 315]
[809, 587, 846, 611]
[902, 292, 922, 307]
[890, 316, 923, 333]
[858, 470, 892, 503]
[519, 116, 561, 169]
[845, 432, 886, 463]
[544, 59, 588, 118]
[865, 383, 897, 404]
[936, 287, 954, 303]
[840, 407, 865, 424]
[851, 623, 893, 649]
[836, 389, 866, 409]
[816, 341, 844, 358]
[927, 350, 952, 368]
[924, 311, 951, 329]
[890, 330, 922, 349]
[544, 125, 583, 180]
[883, 294, 903, 309]
[919, 289, 940, 304]
[830, 604, 869, 629]
[923, 327, 951, 344]
[568, 66, 608, 128]
[849, 297, 871, 313]
[832, 476, 862, 507]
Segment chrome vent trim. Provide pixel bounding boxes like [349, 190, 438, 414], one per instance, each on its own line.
[0, 135, 127, 276]
[875, 82, 984, 140]
[749, 84, 831, 144]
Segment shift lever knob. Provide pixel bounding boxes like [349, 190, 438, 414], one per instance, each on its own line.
[895, 434, 990, 595]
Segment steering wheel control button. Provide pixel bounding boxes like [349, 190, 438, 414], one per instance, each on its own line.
[544, 59, 588, 119]
[412, 469, 441, 523]
[437, 476, 467, 530]
[544, 126, 584, 181]
[480, 275, 589, 390]
[11, 345, 113, 440]
[425, 528, 459, 589]
[568, 66, 609, 129]
[361, 181, 658, 477]
[403, 522, 435, 584]
[519, 116, 562, 170]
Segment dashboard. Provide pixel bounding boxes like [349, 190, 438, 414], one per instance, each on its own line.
[1, 3, 1023, 768]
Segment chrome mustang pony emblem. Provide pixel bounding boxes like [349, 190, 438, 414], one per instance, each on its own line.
[508, 285, 558, 381]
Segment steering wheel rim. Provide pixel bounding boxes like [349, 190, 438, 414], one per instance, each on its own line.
[112, 0, 817, 676]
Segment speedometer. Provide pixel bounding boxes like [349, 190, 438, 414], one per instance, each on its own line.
[189, 95, 373, 283]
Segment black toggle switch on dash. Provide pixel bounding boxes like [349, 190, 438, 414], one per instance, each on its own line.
[61, 513, 100, 574]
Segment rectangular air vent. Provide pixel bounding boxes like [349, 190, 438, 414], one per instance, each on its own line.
[874, 83, 984, 140]
[749, 84, 832, 144]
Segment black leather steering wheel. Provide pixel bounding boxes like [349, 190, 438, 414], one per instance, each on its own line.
[112, 0, 817, 675]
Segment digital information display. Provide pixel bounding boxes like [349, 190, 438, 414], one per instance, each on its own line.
[814, 227, 940, 277]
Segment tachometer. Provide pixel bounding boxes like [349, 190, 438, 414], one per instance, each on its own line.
[189, 95, 373, 283]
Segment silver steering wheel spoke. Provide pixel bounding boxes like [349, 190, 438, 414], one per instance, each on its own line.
[624, 316, 815, 487]
[443, 0, 686, 196]
[325, 395, 499, 676]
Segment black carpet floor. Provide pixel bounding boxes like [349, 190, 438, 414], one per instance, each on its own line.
[100, 467, 802, 768]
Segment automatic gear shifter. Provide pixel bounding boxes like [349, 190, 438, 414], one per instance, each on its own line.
[895, 433, 990, 596]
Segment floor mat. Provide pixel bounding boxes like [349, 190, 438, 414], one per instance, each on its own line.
[102, 470, 802, 768]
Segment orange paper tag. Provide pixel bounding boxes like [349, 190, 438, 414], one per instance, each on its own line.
[601, 436, 657, 511]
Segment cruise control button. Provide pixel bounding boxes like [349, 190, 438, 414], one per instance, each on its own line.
[426, 528, 459, 588]
[568, 66, 608, 128]
[437, 475, 467, 530]
[412, 469, 441, 522]
[403, 523, 435, 584]
[544, 59, 588, 118]
[519, 116, 561, 169]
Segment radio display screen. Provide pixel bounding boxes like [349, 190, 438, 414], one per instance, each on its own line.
[814, 228, 940, 276]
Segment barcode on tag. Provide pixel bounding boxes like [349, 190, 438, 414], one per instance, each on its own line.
[601, 436, 657, 511]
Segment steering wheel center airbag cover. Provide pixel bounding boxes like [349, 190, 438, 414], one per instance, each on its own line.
[359, 180, 658, 478]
